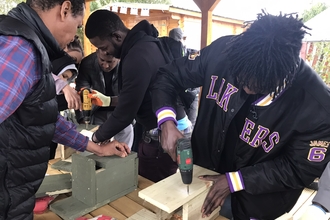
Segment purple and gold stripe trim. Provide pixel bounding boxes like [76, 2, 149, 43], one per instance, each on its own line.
[156, 107, 177, 129]
[225, 171, 245, 193]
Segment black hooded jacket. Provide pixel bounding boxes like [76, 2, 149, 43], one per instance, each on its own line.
[94, 20, 186, 141]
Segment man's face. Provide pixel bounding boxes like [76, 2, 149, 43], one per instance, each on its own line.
[53, 1, 85, 49]
[90, 36, 121, 58]
[97, 50, 119, 72]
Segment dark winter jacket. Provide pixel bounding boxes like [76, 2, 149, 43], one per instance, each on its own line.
[151, 35, 330, 219]
[94, 20, 186, 142]
[0, 3, 60, 219]
[75, 52, 119, 123]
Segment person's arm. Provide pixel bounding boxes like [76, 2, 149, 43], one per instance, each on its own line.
[93, 43, 165, 142]
[52, 74, 67, 95]
[151, 37, 219, 160]
[52, 114, 88, 151]
[53, 114, 130, 157]
[53, 73, 81, 110]
[228, 131, 330, 195]
[0, 36, 40, 123]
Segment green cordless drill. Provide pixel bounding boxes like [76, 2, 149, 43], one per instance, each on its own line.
[176, 138, 193, 194]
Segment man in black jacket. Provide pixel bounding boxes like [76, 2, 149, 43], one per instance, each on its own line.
[85, 10, 192, 182]
[151, 12, 330, 219]
[75, 49, 134, 147]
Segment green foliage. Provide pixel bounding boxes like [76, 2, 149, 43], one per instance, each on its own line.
[302, 2, 330, 83]
[306, 42, 330, 83]
[0, 0, 24, 14]
[302, 2, 328, 22]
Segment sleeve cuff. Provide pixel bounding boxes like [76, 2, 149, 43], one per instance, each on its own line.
[226, 171, 245, 193]
[156, 107, 177, 129]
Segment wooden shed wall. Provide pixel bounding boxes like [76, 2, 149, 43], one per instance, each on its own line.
[84, 8, 243, 54]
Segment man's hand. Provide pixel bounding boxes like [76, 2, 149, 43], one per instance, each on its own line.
[160, 120, 184, 161]
[62, 85, 82, 110]
[199, 174, 231, 218]
[86, 140, 130, 157]
[88, 90, 111, 107]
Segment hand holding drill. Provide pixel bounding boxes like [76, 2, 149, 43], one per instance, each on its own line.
[88, 90, 111, 107]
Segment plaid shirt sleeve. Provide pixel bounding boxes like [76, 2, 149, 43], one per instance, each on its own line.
[0, 36, 88, 151]
[53, 115, 88, 152]
[0, 36, 39, 123]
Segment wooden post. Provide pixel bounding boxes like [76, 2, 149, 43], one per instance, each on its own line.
[193, 0, 221, 49]
[83, 1, 91, 56]
[193, 0, 221, 107]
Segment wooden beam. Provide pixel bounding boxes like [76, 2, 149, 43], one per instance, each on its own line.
[168, 8, 243, 25]
[193, 0, 221, 49]
[83, 1, 91, 56]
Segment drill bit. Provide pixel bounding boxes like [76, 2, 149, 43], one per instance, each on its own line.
[187, 185, 189, 195]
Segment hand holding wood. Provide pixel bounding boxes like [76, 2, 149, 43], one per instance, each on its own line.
[199, 174, 231, 218]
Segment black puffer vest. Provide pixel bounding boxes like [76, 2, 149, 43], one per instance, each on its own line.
[0, 16, 57, 220]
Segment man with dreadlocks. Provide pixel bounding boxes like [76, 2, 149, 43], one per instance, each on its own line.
[151, 11, 330, 219]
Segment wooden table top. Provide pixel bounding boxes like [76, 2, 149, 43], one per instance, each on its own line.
[33, 158, 228, 220]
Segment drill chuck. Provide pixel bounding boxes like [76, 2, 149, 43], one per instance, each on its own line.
[176, 138, 193, 185]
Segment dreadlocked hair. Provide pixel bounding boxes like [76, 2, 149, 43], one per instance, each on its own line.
[227, 10, 310, 96]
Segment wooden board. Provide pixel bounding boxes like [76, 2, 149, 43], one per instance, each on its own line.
[287, 188, 315, 217]
[182, 189, 220, 220]
[139, 165, 218, 213]
[109, 196, 145, 218]
[89, 205, 127, 220]
[126, 208, 157, 220]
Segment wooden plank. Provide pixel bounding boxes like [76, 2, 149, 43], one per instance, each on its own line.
[109, 196, 145, 217]
[48, 158, 61, 165]
[291, 191, 316, 220]
[126, 189, 160, 214]
[51, 160, 72, 172]
[288, 188, 315, 216]
[83, 214, 94, 218]
[138, 175, 154, 189]
[36, 173, 72, 198]
[182, 189, 220, 220]
[33, 210, 62, 220]
[89, 205, 127, 220]
[126, 208, 157, 220]
[61, 145, 77, 160]
[275, 213, 293, 220]
[139, 165, 218, 213]
[46, 166, 63, 175]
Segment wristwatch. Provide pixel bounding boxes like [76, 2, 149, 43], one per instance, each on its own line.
[92, 132, 99, 144]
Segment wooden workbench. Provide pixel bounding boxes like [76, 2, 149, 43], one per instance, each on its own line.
[34, 158, 320, 220]
[33, 159, 228, 220]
